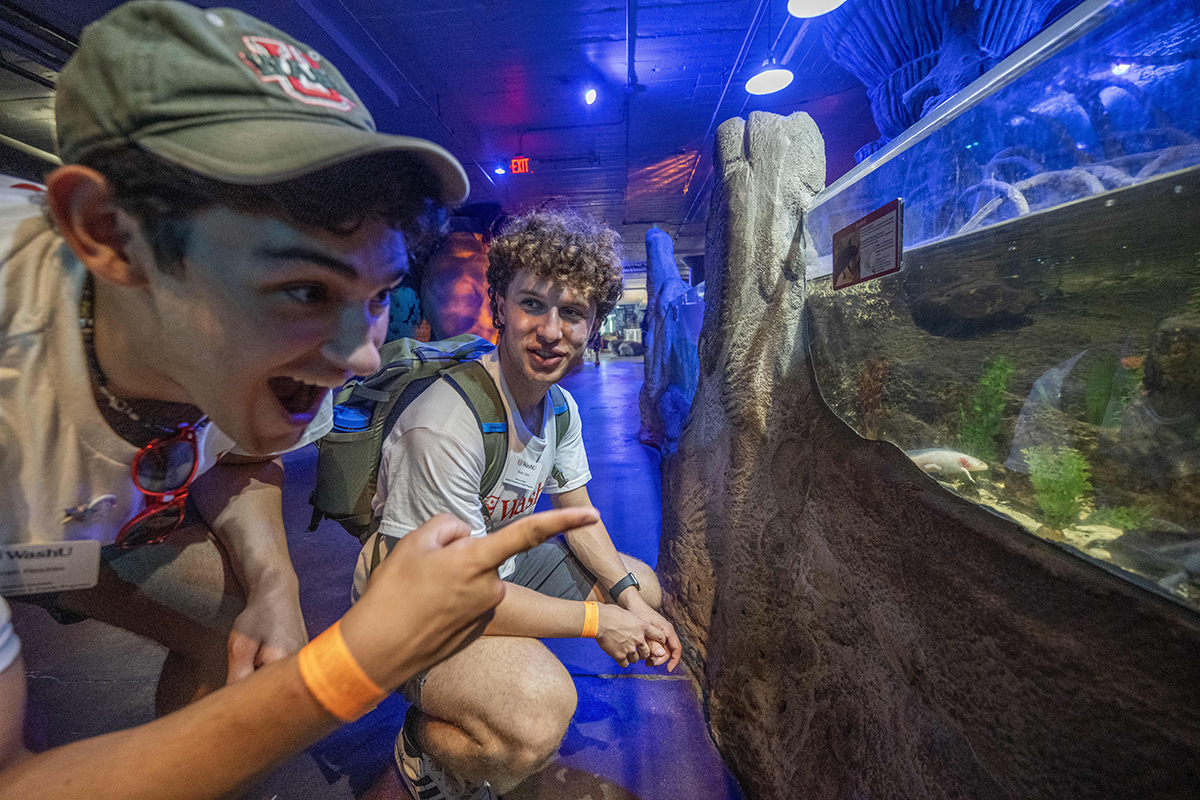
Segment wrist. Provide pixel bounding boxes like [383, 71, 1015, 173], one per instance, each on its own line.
[297, 620, 387, 721]
[617, 588, 647, 611]
[580, 601, 600, 638]
[246, 564, 300, 600]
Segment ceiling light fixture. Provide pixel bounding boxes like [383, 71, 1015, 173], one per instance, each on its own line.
[745, 0, 793, 95]
[585, 88, 597, 105]
[494, 166, 506, 174]
[787, 0, 849, 18]
[745, 57, 794, 94]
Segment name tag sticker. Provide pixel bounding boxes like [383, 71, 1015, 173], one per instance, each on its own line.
[505, 456, 540, 493]
[0, 540, 101, 597]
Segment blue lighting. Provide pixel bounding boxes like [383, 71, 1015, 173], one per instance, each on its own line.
[1111, 63, 1131, 75]
[585, 88, 597, 105]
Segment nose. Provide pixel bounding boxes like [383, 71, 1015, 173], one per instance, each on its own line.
[538, 309, 563, 342]
[321, 303, 383, 377]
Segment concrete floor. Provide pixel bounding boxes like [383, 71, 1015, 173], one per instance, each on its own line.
[12, 354, 743, 800]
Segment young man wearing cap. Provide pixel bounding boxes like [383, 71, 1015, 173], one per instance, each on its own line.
[354, 210, 683, 800]
[0, 2, 597, 796]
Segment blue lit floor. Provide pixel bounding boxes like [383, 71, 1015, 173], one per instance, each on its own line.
[13, 354, 743, 800]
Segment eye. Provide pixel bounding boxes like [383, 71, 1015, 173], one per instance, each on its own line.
[369, 287, 392, 314]
[561, 307, 585, 322]
[282, 283, 329, 305]
[521, 298, 545, 312]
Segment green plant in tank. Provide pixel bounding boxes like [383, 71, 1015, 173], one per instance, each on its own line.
[1086, 504, 1153, 530]
[1023, 446, 1092, 529]
[1082, 358, 1117, 426]
[958, 355, 1016, 461]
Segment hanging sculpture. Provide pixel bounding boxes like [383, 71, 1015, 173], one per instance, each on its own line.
[824, 0, 1061, 160]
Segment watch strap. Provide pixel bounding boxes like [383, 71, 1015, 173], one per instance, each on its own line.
[609, 572, 640, 601]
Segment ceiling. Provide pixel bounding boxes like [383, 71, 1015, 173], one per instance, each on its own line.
[0, 0, 880, 264]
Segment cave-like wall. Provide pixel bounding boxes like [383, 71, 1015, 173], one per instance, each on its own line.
[659, 110, 1200, 799]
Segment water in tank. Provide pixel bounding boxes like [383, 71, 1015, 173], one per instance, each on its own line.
[804, 0, 1200, 609]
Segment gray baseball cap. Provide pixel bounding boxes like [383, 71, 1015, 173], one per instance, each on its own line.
[56, 0, 469, 205]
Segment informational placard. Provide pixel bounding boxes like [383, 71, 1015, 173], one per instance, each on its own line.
[832, 198, 904, 290]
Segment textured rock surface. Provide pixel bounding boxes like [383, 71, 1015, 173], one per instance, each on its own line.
[639, 227, 699, 451]
[659, 111, 1200, 799]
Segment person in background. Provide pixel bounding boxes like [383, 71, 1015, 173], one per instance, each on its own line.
[0, 2, 594, 796]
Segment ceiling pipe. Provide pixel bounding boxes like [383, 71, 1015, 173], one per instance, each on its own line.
[0, 132, 60, 165]
[626, 0, 639, 90]
[678, 0, 770, 219]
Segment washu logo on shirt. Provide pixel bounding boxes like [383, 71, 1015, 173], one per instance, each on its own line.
[3, 546, 76, 560]
[485, 481, 546, 523]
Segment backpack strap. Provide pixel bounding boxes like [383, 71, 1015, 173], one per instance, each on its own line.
[442, 361, 508, 520]
[548, 384, 570, 489]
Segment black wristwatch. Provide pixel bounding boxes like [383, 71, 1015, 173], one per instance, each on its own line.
[609, 572, 640, 601]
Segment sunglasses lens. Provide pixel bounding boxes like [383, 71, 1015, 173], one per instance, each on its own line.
[136, 438, 196, 493]
[119, 504, 185, 549]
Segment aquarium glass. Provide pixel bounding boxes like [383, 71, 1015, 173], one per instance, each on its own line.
[805, 0, 1200, 611]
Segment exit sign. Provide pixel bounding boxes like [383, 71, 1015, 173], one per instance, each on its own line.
[510, 156, 530, 174]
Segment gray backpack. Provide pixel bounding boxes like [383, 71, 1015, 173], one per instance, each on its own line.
[308, 334, 570, 543]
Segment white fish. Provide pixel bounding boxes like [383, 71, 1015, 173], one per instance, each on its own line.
[906, 449, 989, 483]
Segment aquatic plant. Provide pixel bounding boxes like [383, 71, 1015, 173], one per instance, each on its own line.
[1185, 284, 1200, 316]
[1081, 355, 1143, 428]
[959, 355, 1016, 461]
[1087, 504, 1153, 530]
[1023, 446, 1092, 529]
[1101, 362, 1143, 428]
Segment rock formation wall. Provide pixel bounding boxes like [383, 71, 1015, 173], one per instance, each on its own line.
[659, 110, 1200, 799]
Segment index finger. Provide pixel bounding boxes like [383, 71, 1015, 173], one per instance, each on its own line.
[469, 508, 599, 573]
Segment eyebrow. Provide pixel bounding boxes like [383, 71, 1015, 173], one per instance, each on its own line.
[256, 246, 406, 285]
[516, 288, 584, 305]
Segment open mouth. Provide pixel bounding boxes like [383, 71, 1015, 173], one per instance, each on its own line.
[268, 376, 326, 422]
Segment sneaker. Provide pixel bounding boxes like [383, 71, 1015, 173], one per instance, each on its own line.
[395, 714, 496, 800]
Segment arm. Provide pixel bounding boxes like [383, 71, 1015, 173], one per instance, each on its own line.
[552, 486, 681, 670]
[0, 508, 597, 800]
[189, 455, 307, 683]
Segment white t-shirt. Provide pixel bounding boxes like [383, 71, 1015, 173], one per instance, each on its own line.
[353, 349, 590, 594]
[0, 189, 332, 673]
[0, 192, 332, 549]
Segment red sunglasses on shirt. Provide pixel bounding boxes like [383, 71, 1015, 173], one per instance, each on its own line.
[115, 422, 204, 550]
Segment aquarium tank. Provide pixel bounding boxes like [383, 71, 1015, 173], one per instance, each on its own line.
[804, 0, 1200, 611]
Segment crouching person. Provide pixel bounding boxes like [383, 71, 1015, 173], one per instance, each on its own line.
[353, 210, 682, 800]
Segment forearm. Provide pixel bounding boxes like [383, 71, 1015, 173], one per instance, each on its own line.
[563, 520, 629, 594]
[552, 490, 629, 593]
[0, 656, 338, 800]
[191, 458, 296, 595]
[482, 582, 590, 638]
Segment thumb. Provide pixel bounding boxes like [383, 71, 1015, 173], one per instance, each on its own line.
[226, 630, 259, 685]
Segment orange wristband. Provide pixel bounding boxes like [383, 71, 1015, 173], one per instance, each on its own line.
[297, 620, 387, 722]
[581, 601, 600, 638]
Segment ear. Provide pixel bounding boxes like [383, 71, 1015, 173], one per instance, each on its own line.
[495, 291, 508, 328]
[45, 165, 148, 287]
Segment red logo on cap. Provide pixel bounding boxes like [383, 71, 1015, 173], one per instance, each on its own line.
[239, 36, 355, 111]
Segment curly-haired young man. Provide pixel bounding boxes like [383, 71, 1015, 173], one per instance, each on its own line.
[354, 209, 682, 800]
